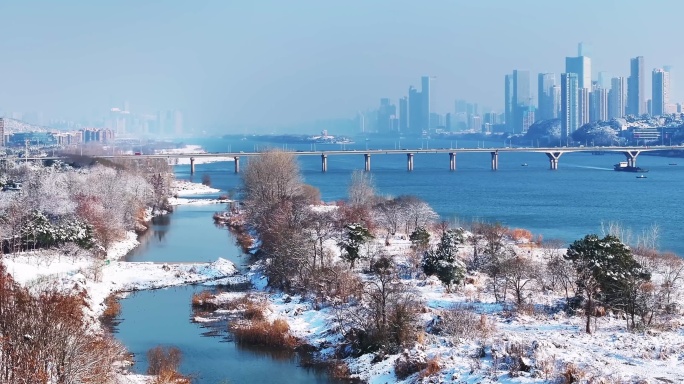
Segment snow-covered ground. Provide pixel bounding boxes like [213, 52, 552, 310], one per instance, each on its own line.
[195, 233, 684, 383]
[171, 179, 221, 195]
[1, 178, 235, 382]
[157, 144, 235, 165]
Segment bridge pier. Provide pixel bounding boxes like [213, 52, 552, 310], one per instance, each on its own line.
[622, 150, 641, 167]
[321, 154, 328, 172]
[490, 151, 498, 170]
[190, 157, 195, 174]
[407, 153, 414, 171]
[449, 152, 456, 171]
[364, 153, 371, 172]
[545, 152, 563, 170]
[234, 156, 240, 173]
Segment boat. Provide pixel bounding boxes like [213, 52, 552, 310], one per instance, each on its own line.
[614, 161, 649, 173]
[636, 175, 647, 179]
[669, 163, 677, 166]
[521, 163, 528, 167]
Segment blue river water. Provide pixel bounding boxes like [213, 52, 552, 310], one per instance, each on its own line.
[115, 135, 684, 383]
[181, 135, 684, 255]
[115, 205, 337, 383]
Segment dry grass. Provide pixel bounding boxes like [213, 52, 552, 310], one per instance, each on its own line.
[230, 318, 298, 349]
[152, 369, 192, 384]
[101, 293, 121, 320]
[191, 290, 217, 311]
[419, 355, 441, 379]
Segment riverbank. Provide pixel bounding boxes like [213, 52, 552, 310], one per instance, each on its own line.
[195, 225, 684, 383]
[0, 179, 242, 383]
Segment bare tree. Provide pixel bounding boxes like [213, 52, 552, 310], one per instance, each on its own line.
[241, 149, 303, 230]
[348, 170, 375, 208]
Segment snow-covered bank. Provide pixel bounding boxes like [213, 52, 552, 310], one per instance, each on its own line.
[168, 197, 229, 206]
[175, 156, 235, 165]
[157, 144, 235, 165]
[171, 179, 221, 195]
[194, 232, 684, 384]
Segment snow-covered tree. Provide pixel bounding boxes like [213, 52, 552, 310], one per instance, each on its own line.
[339, 223, 374, 268]
[422, 229, 466, 291]
[565, 234, 649, 333]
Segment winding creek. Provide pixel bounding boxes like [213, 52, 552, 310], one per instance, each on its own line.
[115, 205, 336, 383]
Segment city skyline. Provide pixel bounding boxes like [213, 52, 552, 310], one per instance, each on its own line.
[2, 1, 684, 131]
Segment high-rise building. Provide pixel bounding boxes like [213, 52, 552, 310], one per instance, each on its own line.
[578, 88, 590, 126]
[0, 118, 4, 146]
[537, 73, 556, 121]
[377, 98, 396, 133]
[597, 72, 611, 89]
[628, 56, 645, 116]
[652, 68, 670, 116]
[608, 77, 626, 119]
[590, 86, 609, 122]
[504, 75, 513, 132]
[445, 113, 452, 131]
[506, 70, 531, 133]
[421, 76, 431, 133]
[565, 56, 591, 90]
[399, 97, 408, 133]
[408, 86, 422, 135]
[455, 99, 468, 113]
[578, 42, 589, 57]
[551, 85, 561, 119]
[561, 73, 579, 143]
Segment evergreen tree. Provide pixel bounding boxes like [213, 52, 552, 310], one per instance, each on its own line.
[422, 229, 466, 291]
[409, 226, 430, 252]
[339, 223, 374, 268]
[565, 234, 649, 333]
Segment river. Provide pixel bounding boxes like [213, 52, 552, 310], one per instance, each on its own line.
[115, 205, 336, 383]
[181, 135, 684, 255]
[116, 135, 684, 382]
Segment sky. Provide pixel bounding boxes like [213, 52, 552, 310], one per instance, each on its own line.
[1, 0, 684, 132]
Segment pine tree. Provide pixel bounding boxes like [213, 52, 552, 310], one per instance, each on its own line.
[339, 223, 374, 268]
[422, 229, 466, 291]
[565, 234, 649, 333]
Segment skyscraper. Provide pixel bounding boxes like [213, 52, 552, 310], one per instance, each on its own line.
[408, 86, 421, 135]
[399, 97, 408, 133]
[504, 75, 513, 132]
[608, 77, 626, 119]
[537, 73, 556, 121]
[652, 68, 670, 116]
[590, 86, 608, 123]
[565, 56, 591, 90]
[561, 73, 579, 143]
[551, 85, 561, 119]
[377, 98, 396, 133]
[505, 70, 530, 133]
[421, 76, 431, 133]
[597, 72, 611, 89]
[628, 56, 645, 116]
[578, 88, 590, 126]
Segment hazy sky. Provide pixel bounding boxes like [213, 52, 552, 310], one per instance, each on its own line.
[1, 0, 683, 131]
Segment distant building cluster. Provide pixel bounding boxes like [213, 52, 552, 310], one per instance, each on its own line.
[0, 118, 116, 147]
[366, 42, 680, 139]
[107, 105, 183, 137]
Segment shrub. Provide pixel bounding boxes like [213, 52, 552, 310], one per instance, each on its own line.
[147, 346, 182, 376]
[191, 290, 218, 311]
[101, 293, 121, 323]
[431, 306, 496, 341]
[201, 174, 211, 186]
[394, 350, 428, 380]
[420, 355, 441, 379]
[230, 319, 298, 349]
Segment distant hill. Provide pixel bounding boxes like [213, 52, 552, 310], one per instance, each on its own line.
[1, 118, 49, 134]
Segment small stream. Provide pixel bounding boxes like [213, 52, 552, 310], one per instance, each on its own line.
[114, 204, 336, 383]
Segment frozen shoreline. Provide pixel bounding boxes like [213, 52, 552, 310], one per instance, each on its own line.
[1, 178, 237, 383]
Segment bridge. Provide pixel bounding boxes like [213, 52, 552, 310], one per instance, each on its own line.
[17, 145, 684, 173]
